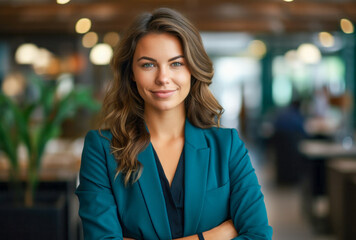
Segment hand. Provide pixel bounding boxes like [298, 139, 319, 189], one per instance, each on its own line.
[203, 219, 238, 240]
[123, 238, 136, 240]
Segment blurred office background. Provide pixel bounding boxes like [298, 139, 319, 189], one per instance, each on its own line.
[1, 0, 356, 239]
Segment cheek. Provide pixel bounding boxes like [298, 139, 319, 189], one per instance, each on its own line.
[135, 82, 147, 99]
[181, 73, 191, 92]
[132, 75, 145, 97]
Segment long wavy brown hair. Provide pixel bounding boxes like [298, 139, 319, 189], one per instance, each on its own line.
[99, 8, 223, 185]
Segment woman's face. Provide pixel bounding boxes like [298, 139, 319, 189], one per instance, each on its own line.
[132, 33, 191, 114]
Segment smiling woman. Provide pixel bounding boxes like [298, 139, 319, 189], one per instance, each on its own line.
[132, 33, 191, 113]
[76, 7, 272, 240]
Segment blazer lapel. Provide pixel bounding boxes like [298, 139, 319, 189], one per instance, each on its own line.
[137, 143, 171, 240]
[184, 120, 210, 236]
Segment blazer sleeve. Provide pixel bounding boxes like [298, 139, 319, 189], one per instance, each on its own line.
[228, 129, 273, 240]
[75, 130, 123, 240]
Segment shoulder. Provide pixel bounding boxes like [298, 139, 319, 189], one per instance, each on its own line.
[202, 126, 236, 135]
[201, 126, 240, 142]
[82, 129, 113, 155]
[80, 130, 116, 173]
[199, 126, 244, 151]
[84, 129, 112, 143]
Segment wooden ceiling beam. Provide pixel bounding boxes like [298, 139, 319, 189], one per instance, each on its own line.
[0, 0, 355, 34]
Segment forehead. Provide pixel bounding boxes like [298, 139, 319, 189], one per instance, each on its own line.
[134, 33, 184, 57]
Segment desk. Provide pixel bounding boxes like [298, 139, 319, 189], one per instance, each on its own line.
[299, 140, 356, 159]
[298, 140, 356, 233]
[327, 159, 356, 240]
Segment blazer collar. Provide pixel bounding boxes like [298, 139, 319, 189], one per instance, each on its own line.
[183, 120, 210, 235]
[137, 119, 210, 238]
[184, 119, 208, 149]
[137, 143, 172, 240]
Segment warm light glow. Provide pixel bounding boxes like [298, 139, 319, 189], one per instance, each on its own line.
[89, 44, 113, 65]
[297, 43, 321, 64]
[103, 32, 120, 47]
[15, 43, 38, 64]
[248, 40, 267, 59]
[46, 58, 61, 76]
[319, 32, 334, 48]
[283, 0, 294, 2]
[340, 18, 354, 34]
[82, 32, 98, 48]
[284, 50, 298, 62]
[57, 0, 70, 4]
[2, 73, 26, 97]
[32, 48, 53, 75]
[75, 18, 92, 34]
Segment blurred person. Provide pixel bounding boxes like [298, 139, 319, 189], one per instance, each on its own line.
[76, 8, 272, 240]
[273, 98, 308, 184]
[274, 98, 307, 136]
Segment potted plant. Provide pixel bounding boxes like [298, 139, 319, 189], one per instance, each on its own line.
[0, 74, 100, 238]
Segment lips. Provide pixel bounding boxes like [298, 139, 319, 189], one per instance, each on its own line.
[151, 90, 176, 98]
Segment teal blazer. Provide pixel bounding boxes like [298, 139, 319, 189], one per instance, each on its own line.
[76, 120, 272, 240]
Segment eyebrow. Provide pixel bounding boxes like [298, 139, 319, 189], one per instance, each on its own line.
[137, 55, 184, 62]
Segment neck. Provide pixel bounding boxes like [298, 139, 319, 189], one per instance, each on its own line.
[144, 107, 186, 141]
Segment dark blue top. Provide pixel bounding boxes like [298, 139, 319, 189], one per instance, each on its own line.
[153, 147, 185, 239]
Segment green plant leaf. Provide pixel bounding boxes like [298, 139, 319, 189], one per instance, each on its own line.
[1, 77, 100, 205]
[0, 93, 20, 169]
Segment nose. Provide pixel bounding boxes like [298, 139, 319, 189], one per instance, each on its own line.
[155, 66, 170, 85]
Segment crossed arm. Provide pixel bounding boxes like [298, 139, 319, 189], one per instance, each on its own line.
[123, 220, 237, 240]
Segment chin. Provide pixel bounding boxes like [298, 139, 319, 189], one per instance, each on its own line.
[155, 103, 181, 112]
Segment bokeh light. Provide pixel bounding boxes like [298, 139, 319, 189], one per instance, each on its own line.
[284, 50, 298, 63]
[15, 43, 38, 64]
[32, 48, 53, 75]
[297, 43, 321, 64]
[75, 18, 92, 34]
[319, 32, 335, 48]
[82, 32, 98, 48]
[2, 73, 26, 97]
[103, 32, 120, 47]
[89, 43, 113, 65]
[340, 18, 354, 34]
[248, 40, 267, 59]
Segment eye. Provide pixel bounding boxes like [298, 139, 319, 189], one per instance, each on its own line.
[142, 63, 155, 68]
[171, 62, 183, 67]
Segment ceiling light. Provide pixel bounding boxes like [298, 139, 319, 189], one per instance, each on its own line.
[75, 18, 92, 34]
[340, 18, 354, 34]
[57, 0, 71, 4]
[318, 32, 334, 48]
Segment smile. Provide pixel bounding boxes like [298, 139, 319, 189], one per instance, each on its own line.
[151, 90, 176, 98]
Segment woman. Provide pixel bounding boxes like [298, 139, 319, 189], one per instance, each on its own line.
[76, 8, 272, 240]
